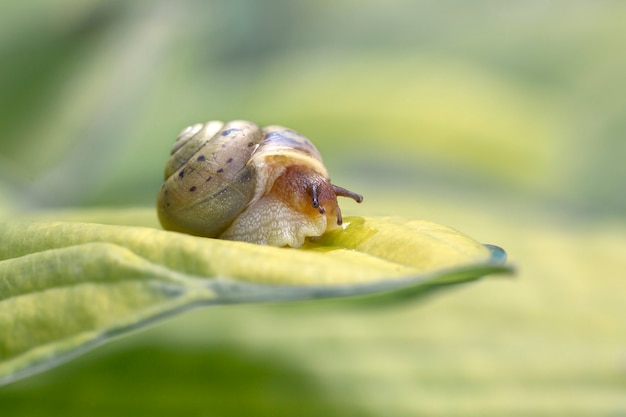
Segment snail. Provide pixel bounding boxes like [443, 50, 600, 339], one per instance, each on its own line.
[157, 120, 363, 248]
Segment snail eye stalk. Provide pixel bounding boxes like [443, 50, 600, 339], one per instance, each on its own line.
[332, 185, 363, 204]
[310, 184, 326, 214]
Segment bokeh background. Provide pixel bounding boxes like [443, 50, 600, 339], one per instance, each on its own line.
[1, 1, 624, 416]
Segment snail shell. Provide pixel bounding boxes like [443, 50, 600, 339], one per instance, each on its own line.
[157, 120, 362, 247]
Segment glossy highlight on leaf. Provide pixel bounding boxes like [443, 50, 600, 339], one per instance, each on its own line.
[0, 214, 510, 385]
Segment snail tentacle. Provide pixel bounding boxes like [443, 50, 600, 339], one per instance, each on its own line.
[332, 185, 364, 203]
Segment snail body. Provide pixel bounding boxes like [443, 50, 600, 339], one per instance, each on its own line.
[157, 120, 362, 247]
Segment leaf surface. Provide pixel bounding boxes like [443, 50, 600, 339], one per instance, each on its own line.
[0, 215, 510, 385]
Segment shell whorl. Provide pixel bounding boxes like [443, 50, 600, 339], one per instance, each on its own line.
[164, 121, 222, 178]
[251, 125, 328, 179]
[157, 120, 265, 237]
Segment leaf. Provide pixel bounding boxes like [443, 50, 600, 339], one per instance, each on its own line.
[0, 215, 510, 385]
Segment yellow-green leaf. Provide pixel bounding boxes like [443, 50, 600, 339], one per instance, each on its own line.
[0, 213, 510, 385]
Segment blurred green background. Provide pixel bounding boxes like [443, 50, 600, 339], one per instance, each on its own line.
[1, 1, 624, 416]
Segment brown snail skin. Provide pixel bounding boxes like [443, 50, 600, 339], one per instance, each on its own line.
[157, 120, 363, 248]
